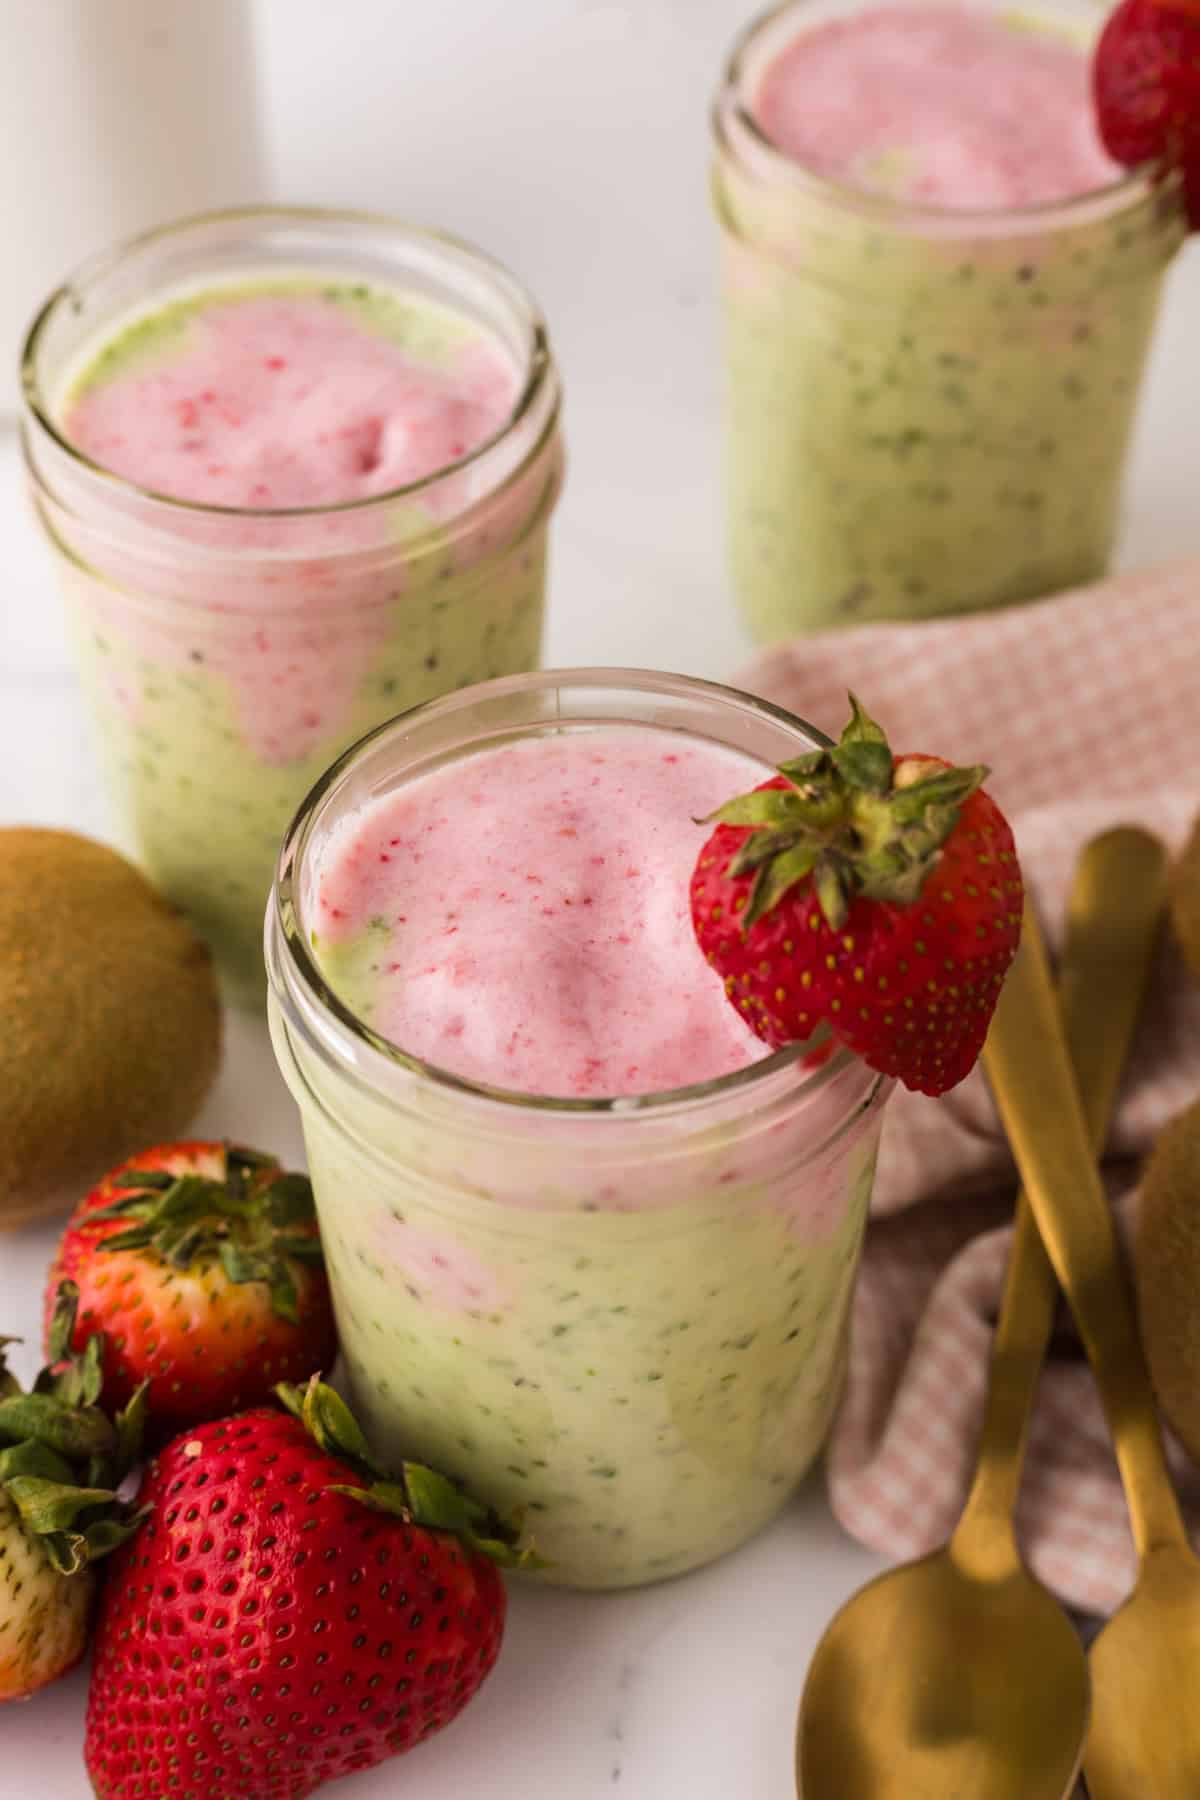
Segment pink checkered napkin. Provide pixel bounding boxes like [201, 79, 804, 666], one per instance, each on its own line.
[735, 558, 1200, 1618]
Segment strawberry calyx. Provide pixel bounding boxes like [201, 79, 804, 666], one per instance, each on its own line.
[276, 1376, 540, 1570]
[88, 1144, 323, 1324]
[704, 695, 988, 932]
[0, 1284, 148, 1574]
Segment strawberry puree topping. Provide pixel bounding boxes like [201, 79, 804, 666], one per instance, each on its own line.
[311, 729, 771, 1097]
[64, 292, 520, 509]
[753, 6, 1122, 209]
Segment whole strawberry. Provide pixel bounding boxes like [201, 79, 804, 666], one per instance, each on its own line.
[46, 1141, 337, 1436]
[691, 696, 1023, 1096]
[0, 1287, 146, 1701]
[1093, 0, 1200, 227]
[85, 1378, 525, 1799]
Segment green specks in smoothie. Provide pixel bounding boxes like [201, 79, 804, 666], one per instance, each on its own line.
[313, 1117, 880, 1585]
[722, 110, 1183, 635]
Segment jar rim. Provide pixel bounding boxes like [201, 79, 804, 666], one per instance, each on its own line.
[266, 666, 886, 1124]
[20, 204, 556, 522]
[716, 0, 1177, 234]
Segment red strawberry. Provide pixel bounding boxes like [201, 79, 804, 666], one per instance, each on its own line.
[1093, 0, 1200, 226]
[0, 1286, 146, 1701]
[690, 696, 1023, 1096]
[85, 1378, 526, 1798]
[45, 1142, 337, 1436]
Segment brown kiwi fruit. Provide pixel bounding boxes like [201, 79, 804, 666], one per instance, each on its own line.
[0, 828, 221, 1227]
[1136, 1096, 1200, 1463]
[1171, 812, 1200, 980]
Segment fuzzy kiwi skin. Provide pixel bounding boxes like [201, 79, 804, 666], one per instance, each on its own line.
[1136, 1097, 1200, 1464]
[1172, 815, 1200, 981]
[0, 828, 222, 1227]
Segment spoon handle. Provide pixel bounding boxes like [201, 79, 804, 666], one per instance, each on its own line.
[982, 834, 1187, 1561]
[955, 828, 1168, 1567]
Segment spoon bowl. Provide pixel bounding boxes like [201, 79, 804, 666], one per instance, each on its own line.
[1085, 1543, 1200, 1798]
[799, 1545, 1088, 1798]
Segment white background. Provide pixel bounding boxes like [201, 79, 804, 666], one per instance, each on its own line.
[2, 2, 1198, 1795]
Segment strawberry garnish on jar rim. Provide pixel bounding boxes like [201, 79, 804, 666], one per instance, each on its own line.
[690, 696, 1024, 1096]
[1093, 0, 1200, 227]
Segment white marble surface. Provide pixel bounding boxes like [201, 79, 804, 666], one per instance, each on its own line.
[2, 1, 1199, 1795]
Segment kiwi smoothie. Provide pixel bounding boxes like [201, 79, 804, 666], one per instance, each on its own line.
[21, 211, 563, 1001]
[713, 1, 1187, 640]
[266, 672, 891, 1589]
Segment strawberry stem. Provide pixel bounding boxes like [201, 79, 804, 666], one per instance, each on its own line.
[277, 1376, 540, 1569]
[91, 1146, 324, 1324]
[0, 1286, 148, 1575]
[707, 694, 989, 931]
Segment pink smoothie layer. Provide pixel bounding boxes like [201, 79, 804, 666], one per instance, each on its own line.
[310, 728, 771, 1098]
[64, 288, 520, 509]
[752, 5, 1121, 209]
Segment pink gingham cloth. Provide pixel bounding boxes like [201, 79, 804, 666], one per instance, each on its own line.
[736, 558, 1200, 1618]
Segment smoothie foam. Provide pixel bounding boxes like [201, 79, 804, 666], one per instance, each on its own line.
[311, 730, 769, 1097]
[753, 6, 1121, 209]
[63, 282, 520, 510]
[269, 692, 889, 1588]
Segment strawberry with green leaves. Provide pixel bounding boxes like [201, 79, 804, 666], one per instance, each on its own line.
[85, 1377, 528, 1798]
[691, 696, 1023, 1096]
[46, 1142, 337, 1437]
[1093, 0, 1200, 227]
[0, 1286, 146, 1701]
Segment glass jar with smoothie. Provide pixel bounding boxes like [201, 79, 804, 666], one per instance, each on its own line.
[266, 669, 891, 1590]
[21, 208, 563, 1001]
[712, 0, 1188, 641]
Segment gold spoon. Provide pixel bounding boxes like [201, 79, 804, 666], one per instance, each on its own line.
[797, 826, 1167, 1799]
[985, 836, 1200, 1800]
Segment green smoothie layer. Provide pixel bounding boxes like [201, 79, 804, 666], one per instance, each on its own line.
[275, 1021, 883, 1588]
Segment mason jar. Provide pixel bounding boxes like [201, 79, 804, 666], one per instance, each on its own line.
[266, 668, 891, 1590]
[21, 208, 563, 1002]
[712, 0, 1188, 642]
